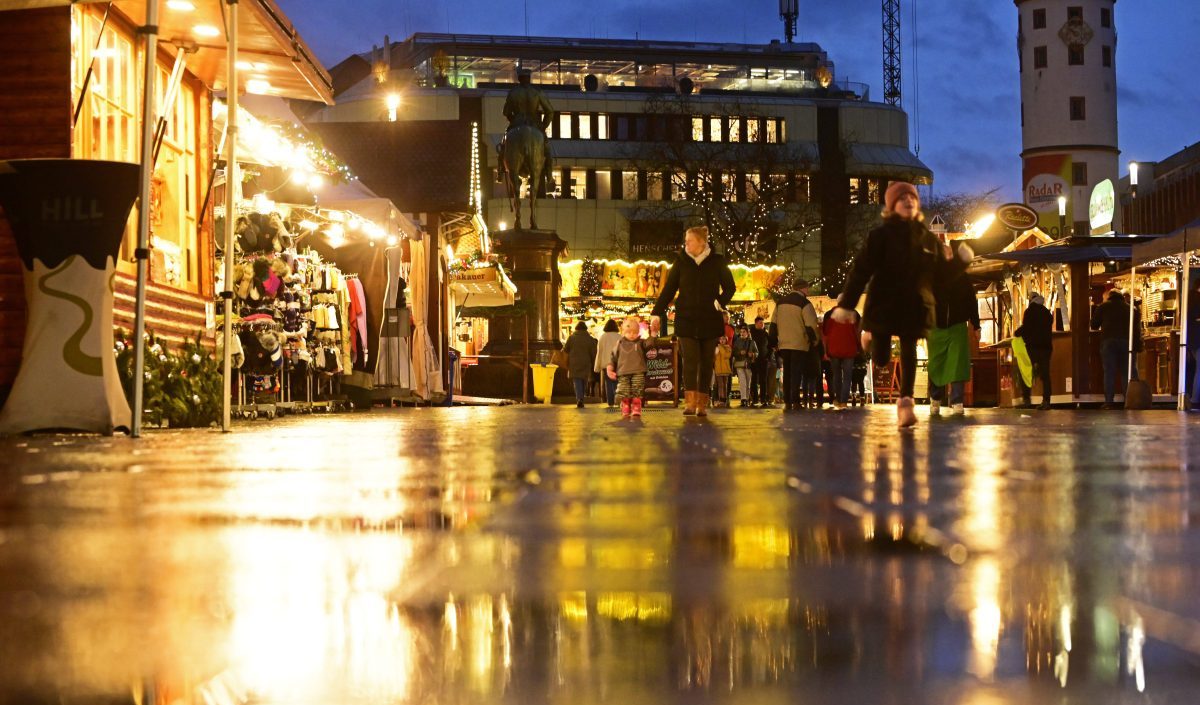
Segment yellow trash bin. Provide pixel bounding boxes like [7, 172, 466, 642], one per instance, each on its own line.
[530, 364, 558, 404]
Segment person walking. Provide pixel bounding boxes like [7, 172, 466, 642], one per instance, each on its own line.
[831, 181, 972, 428]
[771, 279, 821, 411]
[606, 317, 652, 419]
[651, 225, 736, 417]
[564, 321, 597, 408]
[713, 336, 733, 407]
[749, 317, 773, 407]
[1014, 292, 1054, 409]
[927, 265, 979, 416]
[1091, 289, 1131, 409]
[594, 319, 622, 408]
[732, 326, 758, 407]
[822, 307, 861, 410]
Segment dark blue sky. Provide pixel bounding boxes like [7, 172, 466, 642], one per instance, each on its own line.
[283, 0, 1200, 200]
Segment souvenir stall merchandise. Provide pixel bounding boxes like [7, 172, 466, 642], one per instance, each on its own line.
[558, 258, 786, 337]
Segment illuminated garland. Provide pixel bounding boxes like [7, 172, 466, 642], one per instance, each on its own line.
[269, 120, 355, 184]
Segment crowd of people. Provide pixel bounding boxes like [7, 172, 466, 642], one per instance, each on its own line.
[556, 179, 1177, 421]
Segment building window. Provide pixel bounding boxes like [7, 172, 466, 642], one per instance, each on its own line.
[1034, 46, 1048, 69]
[692, 116, 705, 142]
[868, 179, 883, 204]
[1033, 8, 1046, 28]
[614, 115, 630, 141]
[596, 170, 612, 200]
[558, 112, 572, 139]
[597, 113, 609, 140]
[727, 116, 741, 143]
[1070, 96, 1086, 121]
[1068, 45, 1084, 65]
[709, 116, 723, 142]
[1101, 7, 1111, 28]
[848, 178, 863, 205]
[747, 118, 762, 143]
[794, 174, 811, 203]
[622, 170, 639, 200]
[745, 172, 761, 201]
[73, 7, 201, 290]
[766, 118, 783, 144]
[1102, 45, 1112, 67]
[1072, 162, 1088, 186]
[577, 114, 592, 140]
[720, 172, 738, 202]
[671, 171, 689, 201]
[1067, 6, 1082, 21]
[647, 173, 664, 201]
[568, 168, 587, 199]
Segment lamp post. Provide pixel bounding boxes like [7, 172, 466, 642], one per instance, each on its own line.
[1057, 195, 1068, 237]
[386, 93, 400, 122]
[1128, 160, 1139, 233]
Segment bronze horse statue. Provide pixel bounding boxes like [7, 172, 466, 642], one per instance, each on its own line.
[501, 124, 548, 231]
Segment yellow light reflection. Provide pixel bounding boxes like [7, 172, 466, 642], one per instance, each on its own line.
[967, 557, 1002, 681]
[223, 527, 416, 702]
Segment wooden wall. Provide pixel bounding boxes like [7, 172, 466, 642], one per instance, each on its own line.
[0, 8, 72, 401]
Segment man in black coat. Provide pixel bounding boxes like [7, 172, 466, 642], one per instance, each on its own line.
[1090, 289, 1134, 408]
[749, 316, 774, 407]
[1015, 293, 1053, 409]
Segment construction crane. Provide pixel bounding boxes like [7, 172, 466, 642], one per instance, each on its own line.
[883, 0, 902, 106]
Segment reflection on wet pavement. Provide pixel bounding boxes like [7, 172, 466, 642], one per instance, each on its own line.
[1, 406, 1199, 704]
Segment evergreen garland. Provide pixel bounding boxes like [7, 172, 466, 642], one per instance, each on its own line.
[114, 331, 223, 428]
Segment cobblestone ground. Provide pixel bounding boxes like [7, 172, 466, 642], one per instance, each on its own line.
[2, 404, 1200, 704]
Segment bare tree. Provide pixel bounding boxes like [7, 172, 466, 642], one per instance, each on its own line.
[923, 187, 1003, 232]
[625, 93, 823, 266]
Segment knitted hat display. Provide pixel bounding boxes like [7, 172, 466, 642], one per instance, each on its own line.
[884, 181, 920, 212]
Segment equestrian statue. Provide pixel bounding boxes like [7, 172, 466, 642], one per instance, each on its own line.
[500, 69, 555, 230]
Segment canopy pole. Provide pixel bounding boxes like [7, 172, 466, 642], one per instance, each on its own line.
[1179, 246, 1191, 411]
[221, 0, 239, 432]
[1127, 265, 1137, 386]
[131, 0, 159, 438]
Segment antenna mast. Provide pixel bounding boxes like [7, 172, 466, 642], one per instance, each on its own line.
[779, 0, 798, 44]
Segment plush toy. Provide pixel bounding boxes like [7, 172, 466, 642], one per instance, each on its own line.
[252, 257, 281, 299]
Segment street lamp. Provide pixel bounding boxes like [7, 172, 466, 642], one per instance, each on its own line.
[1057, 195, 1068, 237]
[386, 93, 401, 122]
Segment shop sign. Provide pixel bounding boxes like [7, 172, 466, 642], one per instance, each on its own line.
[995, 203, 1039, 231]
[643, 338, 678, 401]
[451, 266, 499, 285]
[1089, 179, 1116, 235]
[629, 220, 685, 260]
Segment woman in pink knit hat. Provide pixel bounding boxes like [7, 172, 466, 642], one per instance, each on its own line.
[831, 182, 973, 428]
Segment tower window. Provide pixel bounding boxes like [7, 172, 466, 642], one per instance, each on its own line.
[1070, 96, 1086, 121]
[1067, 6, 1083, 21]
[1033, 8, 1046, 28]
[1034, 46, 1048, 69]
[1072, 162, 1088, 186]
[1102, 46, 1112, 67]
[1069, 45, 1085, 65]
[1101, 8, 1112, 28]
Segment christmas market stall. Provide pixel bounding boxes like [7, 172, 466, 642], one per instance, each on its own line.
[0, 0, 332, 434]
[213, 98, 426, 416]
[980, 234, 1163, 406]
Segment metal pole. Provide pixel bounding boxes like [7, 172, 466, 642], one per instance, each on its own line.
[131, 0, 159, 437]
[1179, 244, 1191, 411]
[221, 0, 239, 432]
[1127, 265, 1137, 385]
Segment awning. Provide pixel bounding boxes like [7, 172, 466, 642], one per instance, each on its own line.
[982, 235, 1163, 264]
[450, 264, 517, 308]
[1131, 218, 1200, 266]
[845, 143, 932, 182]
[108, 0, 332, 104]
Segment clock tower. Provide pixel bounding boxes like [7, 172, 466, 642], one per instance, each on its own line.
[1016, 0, 1118, 237]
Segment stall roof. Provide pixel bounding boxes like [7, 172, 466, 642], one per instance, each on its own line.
[98, 0, 333, 104]
[982, 235, 1163, 264]
[1131, 218, 1200, 266]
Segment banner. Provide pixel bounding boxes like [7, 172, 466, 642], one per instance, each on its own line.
[643, 337, 678, 402]
[1023, 154, 1073, 238]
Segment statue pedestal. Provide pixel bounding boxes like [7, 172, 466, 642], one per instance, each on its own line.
[486, 228, 567, 355]
[0, 159, 139, 435]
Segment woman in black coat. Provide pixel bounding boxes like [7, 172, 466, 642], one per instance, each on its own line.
[832, 182, 972, 428]
[651, 226, 736, 416]
[563, 321, 598, 408]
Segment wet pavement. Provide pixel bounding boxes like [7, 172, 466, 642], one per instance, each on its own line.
[2, 404, 1200, 704]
